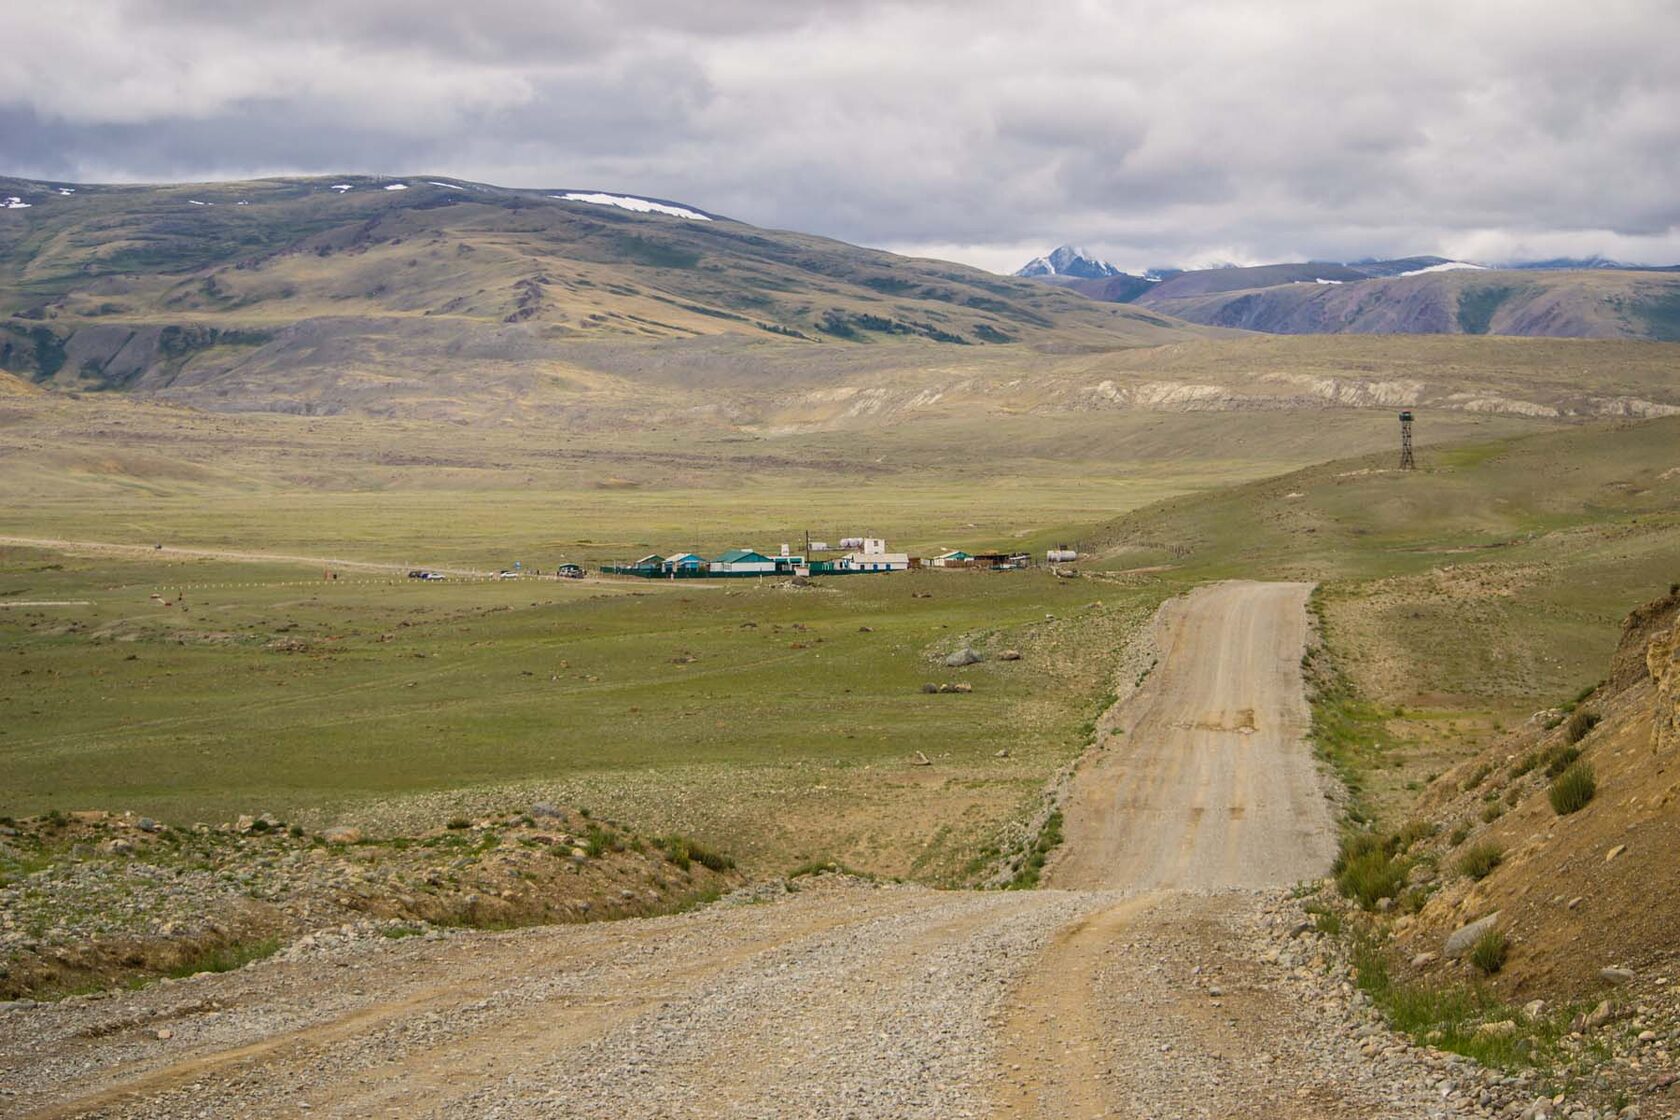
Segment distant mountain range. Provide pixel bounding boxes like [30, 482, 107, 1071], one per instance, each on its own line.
[1015, 246, 1680, 339]
[0, 175, 1210, 417]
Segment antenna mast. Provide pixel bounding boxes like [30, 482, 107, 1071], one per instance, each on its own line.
[1398, 410, 1416, 471]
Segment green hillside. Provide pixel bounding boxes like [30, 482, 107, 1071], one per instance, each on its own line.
[0, 174, 1207, 412]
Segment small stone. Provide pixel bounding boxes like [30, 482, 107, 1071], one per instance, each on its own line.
[998, 649, 1022, 661]
[1474, 1020, 1518, 1040]
[154, 1028, 173, 1040]
[1566, 897, 1584, 910]
[1600, 966, 1635, 985]
[136, 817, 161, 833]
[1522, 999, 1547, 1021]
[322, 826, 363, 845]
[530, 803, 563, 819]
[921, 683, 940, 694]
[1411, 952, 1439, 969]
[1606, 844, 1627, 862]
[944, 647, 983, 667]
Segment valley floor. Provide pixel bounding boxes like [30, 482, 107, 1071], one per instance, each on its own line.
[1, 580, 1495, 1119]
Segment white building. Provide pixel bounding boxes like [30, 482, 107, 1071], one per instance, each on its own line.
[842, 538, 910, 572]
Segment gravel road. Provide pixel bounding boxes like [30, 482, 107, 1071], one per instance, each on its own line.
[0, 581, 1493, 1118]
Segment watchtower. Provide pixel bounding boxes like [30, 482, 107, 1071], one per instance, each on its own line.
[1398, 410, 1415, 471]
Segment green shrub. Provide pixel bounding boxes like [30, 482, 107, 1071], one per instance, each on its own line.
[1335, 833, 1410, 910]
[1481, 804, 1504, 824]
[1449, 823, 1472, 846]
[446, 816, 470, 830]
[1548, 762, 1597, 815]
[1461, 763, 1493, 791]
[1456, 841, 1504, 881]
[1469, 929, 1509, 975]
[1565, 710, 1600, 744]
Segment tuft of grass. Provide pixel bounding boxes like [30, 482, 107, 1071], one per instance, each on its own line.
[1006, 809, 1064, 890]
[1456, 840, 1504, 881]
[1543, 745, 1581, 778]
[446, 816, 470, 830]
[165, 937, 281, 979]
[1468, 929, 1509, 975]
[654, 834, 735, 874]
[1548, 762, 1597, 815]
[1565, 709, 1600, 744]
[1333, 831, 1411, 910]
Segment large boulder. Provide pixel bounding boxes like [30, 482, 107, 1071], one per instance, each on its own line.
[1443, 911, 1502, 958]
[945, 647, 983, 668]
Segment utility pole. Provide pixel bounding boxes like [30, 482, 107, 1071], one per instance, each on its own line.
[1399, 410, 1416, 471]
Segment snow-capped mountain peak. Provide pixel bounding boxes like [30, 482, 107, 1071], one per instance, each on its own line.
[1015, 244, 1122, 279]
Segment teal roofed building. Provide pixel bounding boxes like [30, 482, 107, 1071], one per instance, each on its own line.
[711, 548, 777, 575]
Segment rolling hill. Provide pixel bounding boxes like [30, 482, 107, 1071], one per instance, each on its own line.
[1014, 248, 1680, 340]
[1133, 265, 1680, 339]
[0, 174, 1207, 416]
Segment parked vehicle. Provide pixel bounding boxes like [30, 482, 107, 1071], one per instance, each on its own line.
[557, 564, 585, 579]
[407, 570, 429, 579]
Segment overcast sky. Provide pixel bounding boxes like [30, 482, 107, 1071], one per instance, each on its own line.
[3, 1, 1677, 272]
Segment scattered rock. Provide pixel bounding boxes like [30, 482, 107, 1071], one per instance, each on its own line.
[136, 818, 161, 833]
[920, 683, 940, 694]
[322, 826, 363, 845]
[1606, 844, 1627, 862]
[998, 650, 1021, 661]
[1411, 952, 1438, 969]
[1474, 1019, 1518, 1040]
[1601, 966, 1636, 985]
[944, 647, 983, 667]
[1522, 998, 1547, 1021]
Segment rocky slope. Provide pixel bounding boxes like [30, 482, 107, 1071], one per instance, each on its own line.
[0, 804, 736, 1000]
[1387, 587, 1680, 998]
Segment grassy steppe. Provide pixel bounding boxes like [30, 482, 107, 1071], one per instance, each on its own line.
[1094, 416, 1680, 822]
[0, 547, 1153, 882]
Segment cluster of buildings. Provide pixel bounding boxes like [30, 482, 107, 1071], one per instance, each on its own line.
[604, 539, 1065, 579]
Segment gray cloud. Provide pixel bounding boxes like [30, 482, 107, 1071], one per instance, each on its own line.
[2, 0, 1677, 271]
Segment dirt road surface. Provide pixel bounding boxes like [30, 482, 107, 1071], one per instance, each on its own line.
[0, 581, 1475, 1118]
[1050, 580, 1337, 890]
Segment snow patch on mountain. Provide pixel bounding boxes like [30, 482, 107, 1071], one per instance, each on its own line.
[384, 183, 408, 191]
[3, 197, 32, 209]
[554, 192, 711, 221]
[1016, 244, 1122, 279]
[1399, 260, 1485, 276]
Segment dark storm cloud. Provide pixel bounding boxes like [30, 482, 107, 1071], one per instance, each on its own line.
[3, 0, 1678, 270]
